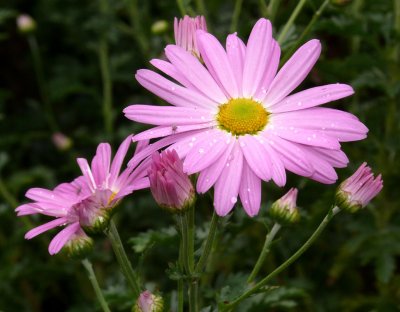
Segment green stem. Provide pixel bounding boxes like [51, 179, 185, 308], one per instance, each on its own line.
[277, 0, 308, 45]
[230, 0, 243, 33]
[128, 0, 150, 57]
[189, 279, 199, 312]
[186, 206, 198, 312]
[176, 0, 187, 16]
[107, 220, 141, 299]
[281, 0, 330, 63]
[187, 206, 195, 271]
[81, 259, 111, 312]
[195, 212, 219, 274]
[178, 279, 184, 312]
[178, 223, 185, 312]
[195, 0, 207, 17]
[222, 206, 341, 311]
[99, 0, 113, 138]
[247, 223, 281, 283]
[179, 213, 191, 273]
[27, 35, 58, 132]
[267, 0, 281, 23]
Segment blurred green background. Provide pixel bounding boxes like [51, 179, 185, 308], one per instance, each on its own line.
[0, 0, 399, 311]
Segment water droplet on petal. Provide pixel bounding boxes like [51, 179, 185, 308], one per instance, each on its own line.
[199, 148, 204, 154]
[231, 196, 237, 204]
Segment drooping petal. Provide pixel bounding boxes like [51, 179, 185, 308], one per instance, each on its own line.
[264, 39, 321, 106]
[25, 217, 68, 239]
[165, 44, 227, 103]
[239, 161, 262, 217]
[226, 33, 246, 96]
[135, 69, 218, 110]
[269, 84, 354, 113]
[48, 222, 81, 255]
[242, 18, 273, 97]
[214, 142, 243, 216]
[26, 188, 67, 205]
[238, 135, 272, 181]
[15, 203, 41, 216]
[184, 130, 232, 174]
[91, 143, 111, 188]
[196, 140, 235, 193]
[197, 30, 239, 98]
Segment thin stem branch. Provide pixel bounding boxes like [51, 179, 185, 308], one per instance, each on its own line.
[247, 223, 281, 283]
[281, 0, 330, 63]
[176, 0, 187, 16]
[187, 206, 195, 271]
[222, 206, 341, 311]
[277, 0, 308, 45]
[82, 259, 111, 312]
[107, 220, 141, 299]
[195, 212, 219, 274]
[230, 0, 243, 33]
[195, 0, 207, 18]
[128, 0, 150, 57]
[267, 0, 281, 23]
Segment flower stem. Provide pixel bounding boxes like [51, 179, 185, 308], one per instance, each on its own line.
[222, 206, 341, 311]
[81, 259, 111, 312]
[247, 223, 281, 283]
[176, 0, 187, 16]
[99, 0, 113, 138]
[277, 0, 308, 45]
[266, 0, 281, 23]
[230, 0, 243, 33]
[107, 220, 141, 299]
[195, 212, 219, 274]
[281, 0, 330, 63]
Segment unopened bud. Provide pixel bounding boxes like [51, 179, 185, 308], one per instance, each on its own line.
[151, 20, 168, 35]
[149, 150, 195, 213]
[270, 188, 300, 224]
[63, 229, 93, 258]
[17, 14, 36, 34]
[133, 291, 164, 312]
[336, 162, 383, 213]
[174, 15, 207, 59]
[52, 132, 73, 151]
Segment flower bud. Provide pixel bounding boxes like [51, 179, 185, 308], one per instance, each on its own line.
[133, 291, 164, 312]
[174, 15, 207, 58]
[63, 229, 93, 258]
[149, 150, 195, 213]
[52, 132, 73, 151]
[336, 162, 383, 213]
[151, 20, 168, 35]
[270, 188, 300, 224]
[17, 14, 37, 34]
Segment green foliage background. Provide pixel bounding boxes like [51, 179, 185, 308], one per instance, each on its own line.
[0, 0, 399, 311]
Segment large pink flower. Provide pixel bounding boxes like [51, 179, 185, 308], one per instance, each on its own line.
[124, 18, 368, 217]
[16, 135, 150, 255]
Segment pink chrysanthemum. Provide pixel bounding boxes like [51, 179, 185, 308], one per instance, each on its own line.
[124, 18, 368, 217]
[174, 15, 207, 57]
[270, 188, 300, 223]
[16, 135, 150, 255]
[336, 162, 383, 212]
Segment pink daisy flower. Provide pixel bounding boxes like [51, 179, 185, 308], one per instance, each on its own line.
[16, 135, 150, 255]
[124, 18, 368, 217]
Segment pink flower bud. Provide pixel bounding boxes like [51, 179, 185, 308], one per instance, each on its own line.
[133, 291, 164, 312]
[52, 132, 73, 151]
[149, 150, 195, 213]
[17, 14, 36, 34]
[270, 188, 300, 223]
[336, 162, 383, 212]
[174, 15, 207, 58]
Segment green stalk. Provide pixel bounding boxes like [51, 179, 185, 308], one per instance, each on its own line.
[186, 206, 198, 312]
[247, 223, 281, 283]
[27, 35, 58, 132]
[281, 0, 330, 63]
[195, 0, 207, 18]
[195, 212, 219, 274]
[128, 0, 150, 57]
[222, 206, 341, 311]
[277, 0, 308, 45]
[99, 0, 113, 138]
[176, 0, 187, 16]
[267, 0, 281, 23]
[107, 220, 141, 299]
[178, 221, 185, 312]
[82, 259, 111, 312]
[230, 0, 243, 32]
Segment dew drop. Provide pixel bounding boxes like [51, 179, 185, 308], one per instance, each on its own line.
[231, 196, 237, 204]
[199, 148, 205, 154]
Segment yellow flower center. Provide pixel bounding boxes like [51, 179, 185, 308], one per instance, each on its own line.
[217, 98, 269, 136]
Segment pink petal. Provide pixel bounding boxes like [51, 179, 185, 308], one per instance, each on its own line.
[261, 141, 287, 186]
[135, 69, 217, 110]
[196, 140, 235, 193]
[48, 222, 81, 255]
[114, 177, 150, 200]
[226, 33, 246, 96]
[134, 139, 150, 156]
[184, 130, 232, 174]
[238, 135, 272, 181]
[242, 18, 273, 97]
[255, 40, 281, 101]
[214, 142, 243, 216]
[123, 105, 213, 126]
[269, 84, 354, 113]
[265, 39, 321, 106]
[77, 158, 96, 192]
[311, 147, 349, 168]
[25, 217, 68, 239]
[239, 161, 262, 217]
[132, 122, 214, 141]
[109, 135, 132, 187]
[165, 45, 227, 103]
[301, 147, 338, 184]
[197, 30, 239, 98]
[91, 143, 111, 187]
[16, 203, 41, 216]
[26, 188, 66, 205]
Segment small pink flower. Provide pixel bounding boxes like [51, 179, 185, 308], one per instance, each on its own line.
[16, 135, 150, 255]
[134, 290, 164, 312]
[17, 14, 36, 34]
[148, 149, 194, 212]
[336, 162, 383, 212]
[174, 15, 207, 57]
[270, 188, 300, 223]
